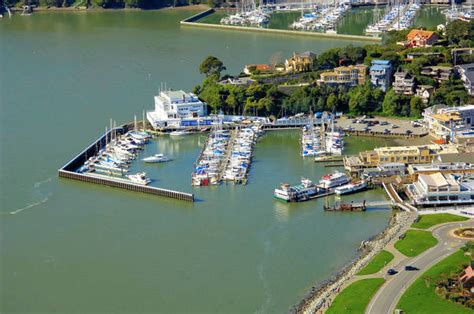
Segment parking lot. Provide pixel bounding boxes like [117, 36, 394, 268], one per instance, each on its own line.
[335, 116, 428, 137]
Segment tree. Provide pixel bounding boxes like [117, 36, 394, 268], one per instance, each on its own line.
[445, 20, 473, 46]
[326, 93, 337, 111]
[382, 89, 399, 116]
[199, 56, 226, 78]
[409, 97, 423, 118]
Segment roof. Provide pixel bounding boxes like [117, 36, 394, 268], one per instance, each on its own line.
[371, 64, 391, 71]
[407, 29, 437, 41]
[419, 172, 454, 188]
[372, 60, 391, 65]
[432, 112, 462, 122]
[299, 51, 316, 58]
[456, 63, 474, 83]
[438, 152, 474, 164]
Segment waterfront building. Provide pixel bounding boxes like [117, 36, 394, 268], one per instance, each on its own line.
[285, 51, 316, 73]
[362, 162, 406, 179]
[420, 66, 453, 82]
[147, 90, 208, 129]
[406, 172, 474, 206]
[318, 64, 367, 86]
[407, 162, 474, 177]
[415, 85, 434, 104]
[423, 104, 474, 141]
[344, 144, 458, 176]
[392, 71, 415, 95]
[455, 63, 474, 96]
[400, 29, 439, 48]
[370, 60, 393, 92]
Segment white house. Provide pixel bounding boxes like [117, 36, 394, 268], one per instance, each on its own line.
[147, 90, 208, 128]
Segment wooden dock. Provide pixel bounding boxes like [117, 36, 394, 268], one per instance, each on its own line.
[58, 125, 195, 202]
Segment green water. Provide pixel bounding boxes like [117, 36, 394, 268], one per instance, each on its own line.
[1, 10, 393, 313]
[413, 6, 446, 29]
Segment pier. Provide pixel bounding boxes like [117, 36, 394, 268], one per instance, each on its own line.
[58, 125, 194, 202]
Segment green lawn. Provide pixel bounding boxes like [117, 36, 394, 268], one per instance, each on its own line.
[357, 250, 395, 275]
[395, 230, 438, 257]
[412, 213, 468, 229]
[327, 278, 385, 314]
[397, 249, 471, 314]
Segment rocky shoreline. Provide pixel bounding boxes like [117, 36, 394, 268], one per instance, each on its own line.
[290, 211, 417, 314]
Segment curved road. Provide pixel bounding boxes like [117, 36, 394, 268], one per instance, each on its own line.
[366, 220, 473, 314]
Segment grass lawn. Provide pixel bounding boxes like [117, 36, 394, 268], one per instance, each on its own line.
[397, 249, 471, 314]
[357, 250, 395, 275]
[395, 230, 438, 257]
[327, 278, 385, 314]
[412, 213, 468, 229]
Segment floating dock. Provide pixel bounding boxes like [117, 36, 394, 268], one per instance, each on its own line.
[58, 125, 194, 202]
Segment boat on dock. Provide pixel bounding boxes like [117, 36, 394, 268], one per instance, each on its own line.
[319, 171, 350, 189]
[335, 180, 368, 195]
[274, 178, 323, 202]
[127, 172, 151, 185]
[170, 130, 191, 137]
[324, 200, 367, 212]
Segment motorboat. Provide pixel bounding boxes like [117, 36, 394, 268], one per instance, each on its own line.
[143, 154, 171, 163]
[127, 172, 151, 185]
[335, 181, 368, 195]
[170, 130, 190, 137]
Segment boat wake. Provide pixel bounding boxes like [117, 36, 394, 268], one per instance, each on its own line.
[255, 236, 274, 314]
[9, 196, 49, 215]
[2, 176, 53, 216]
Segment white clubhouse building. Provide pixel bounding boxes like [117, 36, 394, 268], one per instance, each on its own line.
[147, 90, 208, 128]
[406, 172, 474, 206]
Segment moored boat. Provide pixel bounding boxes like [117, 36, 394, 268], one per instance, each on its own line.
[143, 153, 171, 163]
[319, 171, 350, 189]
[274, 178, 322, 202]
[335, 180, 368, 195]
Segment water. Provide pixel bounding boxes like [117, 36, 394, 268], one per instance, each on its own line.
[1, 10, 392, 313]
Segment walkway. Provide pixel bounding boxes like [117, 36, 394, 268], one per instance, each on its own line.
[366, 220, 474, 314]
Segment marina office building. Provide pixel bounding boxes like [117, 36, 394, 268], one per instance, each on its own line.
[406, 172, 474, 206]
[423, 104, 474, 141]
[147, 90, 208, 128]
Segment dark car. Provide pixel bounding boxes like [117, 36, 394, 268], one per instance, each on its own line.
[405, 265, 419, 271]
[387, 269, 398, 275]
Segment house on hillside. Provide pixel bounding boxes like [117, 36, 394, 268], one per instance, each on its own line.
[285, 51, 316, 73]
[399, 29, 439, 48]
[318, 64, 367, 87]
[456, 63, 474, 96]
[393, 71, 415, 95]
[415, 85, 434, 104]
[243, 64, 275, 75]
[370, 60, 393, 91]
[420, 66, 453, 82]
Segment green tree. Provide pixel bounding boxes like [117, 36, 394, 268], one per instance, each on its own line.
[326, 93, 337, 111]
[199, 56, 226, 78]
[445, 20, 473, 46]
[382, 89, 399, 116]
[409, 97, 423, 118]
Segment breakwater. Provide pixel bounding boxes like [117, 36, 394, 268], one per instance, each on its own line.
[58, 124, 194, 202]
[180, 11, 381, 42]
[291, 211, 416, 314]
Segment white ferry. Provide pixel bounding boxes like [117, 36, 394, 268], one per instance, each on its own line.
[274, 178, 321, 202]
[335, 181, 368, 195]
[319, 171, 350, 189]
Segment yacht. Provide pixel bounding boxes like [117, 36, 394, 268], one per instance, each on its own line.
[143, 154, 171, 163]
[127, 172, 151, 185]
[170, 130, 190, 137]
[274, 178, 321, 202]
[319, 171, 350, 189]
[335, 181, 368, 195]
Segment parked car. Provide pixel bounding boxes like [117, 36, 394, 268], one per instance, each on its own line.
[380, 121, 389, 126]
[391, 125, 399, 129]
[387, 269, 398, 275]
[406, 130, 413, 135]
[405, 265, 419, 271]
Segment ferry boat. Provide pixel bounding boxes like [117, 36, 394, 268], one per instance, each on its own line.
[143, 154, 171, 163]
[335, 181, 368, 195]
[319, 171, 350, 189]
[127, 172, 151, 185]
[274, 178, 321, 202]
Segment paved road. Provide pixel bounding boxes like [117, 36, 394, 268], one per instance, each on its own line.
[366, 221, 473, 314]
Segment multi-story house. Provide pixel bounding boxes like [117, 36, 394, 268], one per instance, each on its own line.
[370, 60, 393, 91]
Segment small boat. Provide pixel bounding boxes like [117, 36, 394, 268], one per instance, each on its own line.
[170, 130, 190, 137]
[335, 181, 368, 195]
[143, 154, 171, 163]
[127, 172, 151, 185]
